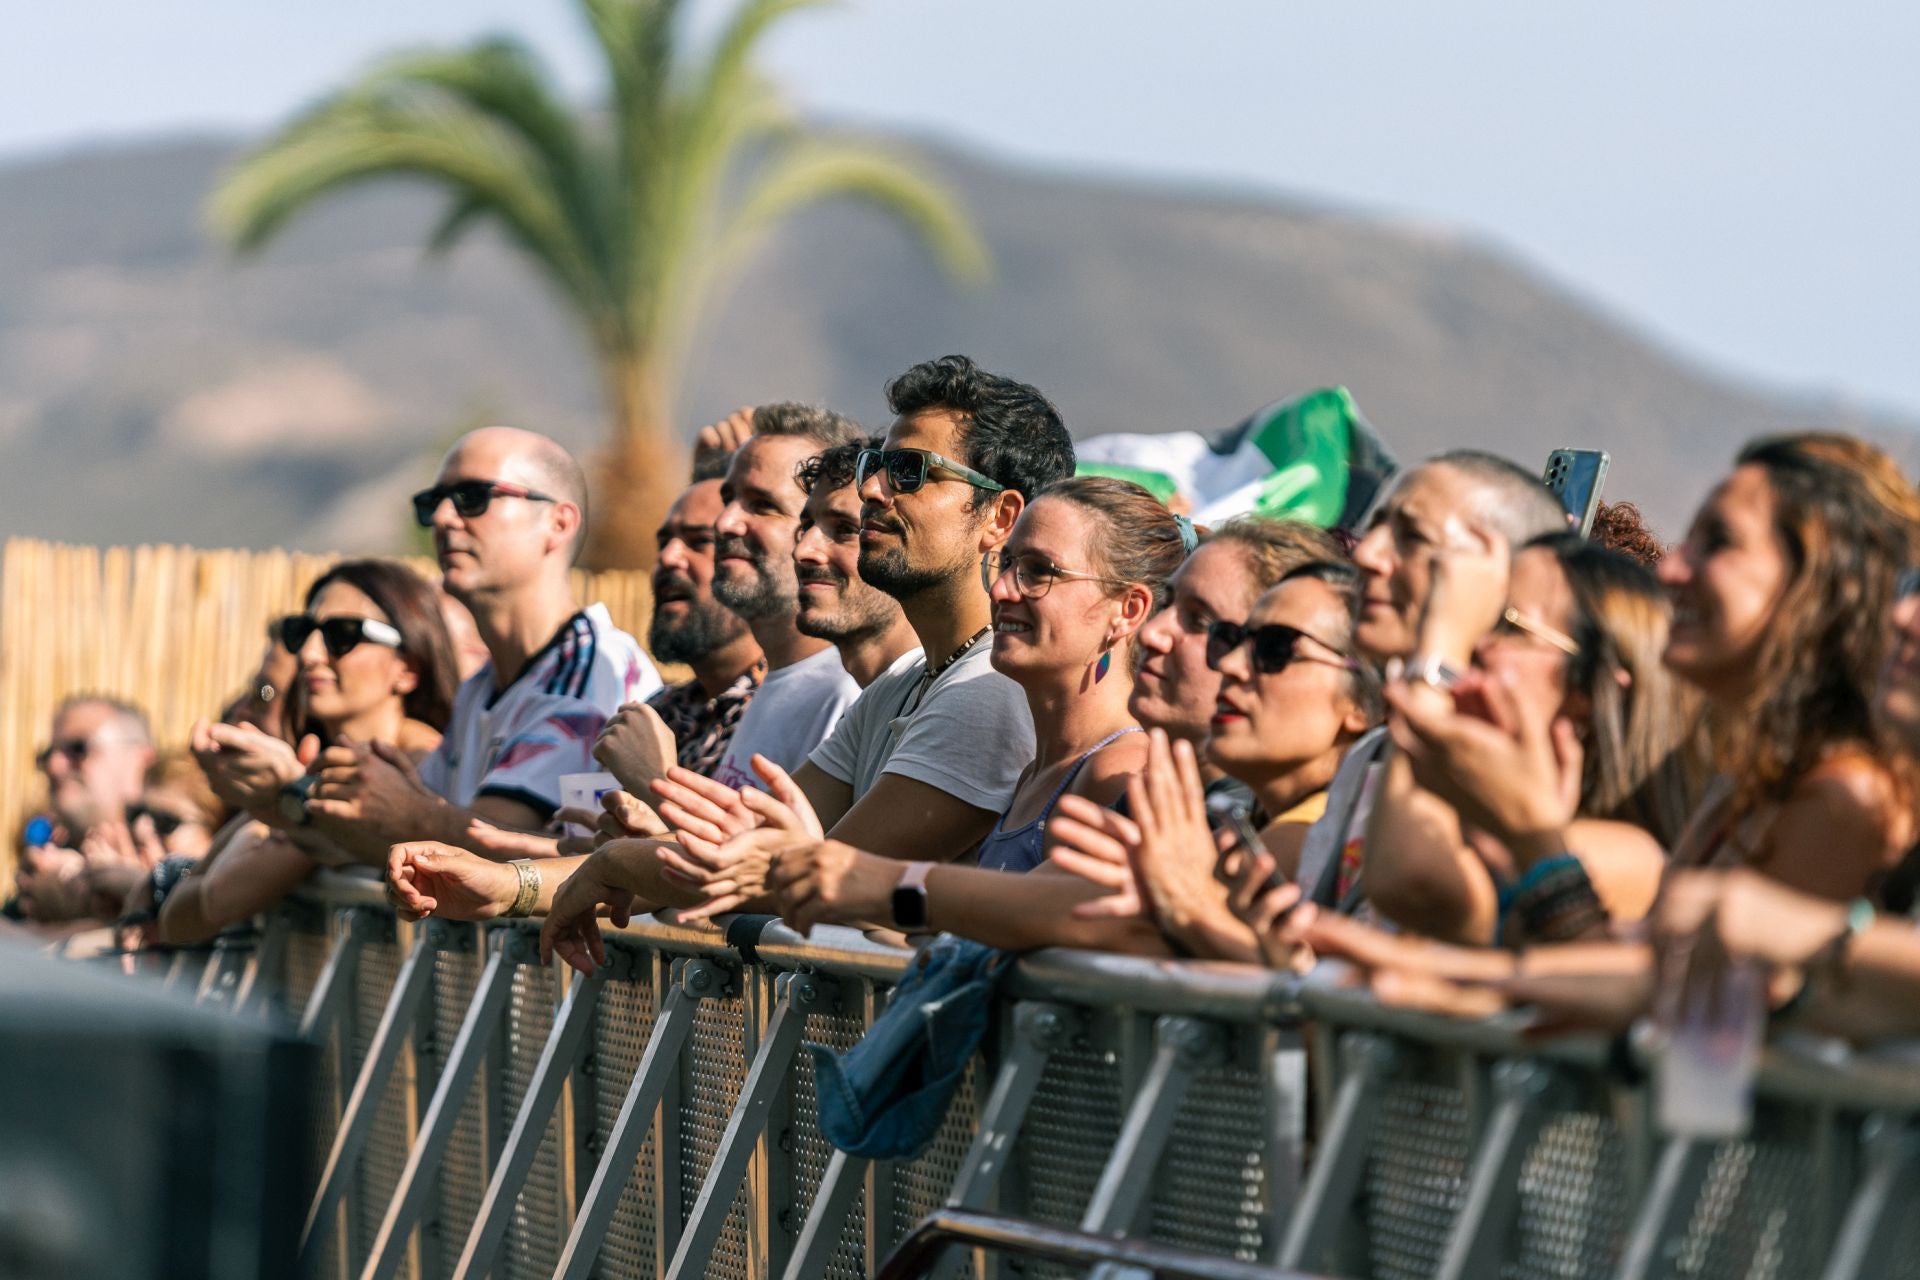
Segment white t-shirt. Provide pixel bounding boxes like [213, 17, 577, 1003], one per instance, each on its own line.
[710, 645, 862, 790]
[808, 642, 1034, 811]
[417, 603, 661, 818]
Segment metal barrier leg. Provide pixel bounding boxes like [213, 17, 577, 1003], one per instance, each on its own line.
[236, 911, 292, 1018]
[1276, 1032, 1397, 1273]
[552, 957, 720, 1280]
[359, 925, 524, 1280]
[782, 1149, 871, 1280]
[301, 924, 440, 1263]
[1821, 1117, 1919, 1280]
[1614, 1137, 1714, 1280]
[1434, 1059, 1561, 1280]
[665, 971, 837, 1279]
[948, 1002, 1076, 1210]
[1082, 1016, 1226, 1237]
[450, 964, 603, 1280]
[298, 909, 374, 1041]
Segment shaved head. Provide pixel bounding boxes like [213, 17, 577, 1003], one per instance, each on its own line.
[442, 427, 589, 559]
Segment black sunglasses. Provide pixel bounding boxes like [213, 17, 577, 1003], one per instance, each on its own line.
[854, 447, 1006, 496]
[411, 480, 556, 527]
[127, 803, 195, 838]
[276, 614, 405, 658]
[1205, 620, 1357, 675]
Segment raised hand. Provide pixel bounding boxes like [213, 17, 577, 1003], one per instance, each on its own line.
[650, 767, 757, 844]
[310, 737, 440, 850]
[593, 702, 678, 796]
[190, 718, 304, 815]
[742, 756, 823, 838]
[1046, 793, 1149, 921]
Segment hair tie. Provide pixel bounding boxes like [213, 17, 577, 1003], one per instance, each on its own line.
[1174, 515, 1198, 554]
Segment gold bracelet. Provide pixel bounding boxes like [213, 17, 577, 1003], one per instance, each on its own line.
[505, 859, 541, 918]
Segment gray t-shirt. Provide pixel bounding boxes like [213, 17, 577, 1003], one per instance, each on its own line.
[710, 645, 862, 791]
[808, 642, 1035, 811]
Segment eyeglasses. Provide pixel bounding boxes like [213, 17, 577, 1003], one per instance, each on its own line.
[1205, 620, 1358, 675]
[1488, 606, 1580, 657]
[276, 614, 404, 658]
[981, 550, 1126, 598]
[855, 447, 1005, 496]
[127, 803, 199, 838]
[36, 738, 94, 769]
[411, 479, 556, 527]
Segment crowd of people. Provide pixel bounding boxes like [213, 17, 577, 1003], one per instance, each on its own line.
[15, 350, 1920, 1086]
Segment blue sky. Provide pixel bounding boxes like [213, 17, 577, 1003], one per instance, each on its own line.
[6, 1, 1918, 417]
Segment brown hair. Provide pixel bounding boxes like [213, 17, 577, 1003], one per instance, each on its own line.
[303, 559, 459, 733]
[1038, 476, 1191, 610]
[1209, 516, 1347, 595]
[143, 751, 225, 829]
[1589, 500, 1666, 568]
[1524, 533, 1704, 845]
[1719, 433, 1920, 809]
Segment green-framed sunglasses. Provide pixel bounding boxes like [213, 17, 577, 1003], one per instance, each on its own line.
[855, 447, 1005, 495]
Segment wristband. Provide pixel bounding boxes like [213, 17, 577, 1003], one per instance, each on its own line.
[504, 859, 542, 918]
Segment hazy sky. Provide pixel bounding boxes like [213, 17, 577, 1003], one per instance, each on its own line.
[5, 1, 1918, 416]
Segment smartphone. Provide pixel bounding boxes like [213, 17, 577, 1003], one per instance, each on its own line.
[1542, 448, 1610, 538]
[1221, 806, 1294, 901]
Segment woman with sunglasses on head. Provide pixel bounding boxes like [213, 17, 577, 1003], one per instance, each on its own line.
[1356, 532, 1703, 948]
[1048, 560, 1381, 961]
[157, 560, 457, 945]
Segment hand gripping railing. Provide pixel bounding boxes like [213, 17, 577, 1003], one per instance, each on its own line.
[260, 871, 1920, 1280]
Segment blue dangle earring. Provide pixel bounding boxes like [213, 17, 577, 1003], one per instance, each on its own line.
[1094, 648, 1112, 683]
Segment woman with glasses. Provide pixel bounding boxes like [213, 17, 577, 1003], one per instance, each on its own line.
[1357, 533, 1703, 947]
[157, 560, 458, 945]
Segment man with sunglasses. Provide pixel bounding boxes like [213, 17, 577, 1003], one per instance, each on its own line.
[11, 697, 156, 923]
[387, 357, 1075, 926]
[307, 427, 660, 857]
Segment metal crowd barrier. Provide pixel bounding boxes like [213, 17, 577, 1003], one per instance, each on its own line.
[192, 870, 1920, 1280]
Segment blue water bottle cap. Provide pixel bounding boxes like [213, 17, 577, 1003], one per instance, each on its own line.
[24, 815, 55, 847]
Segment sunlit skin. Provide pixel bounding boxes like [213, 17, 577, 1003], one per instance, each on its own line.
[793, 477, 913, 685]
[650, 479, 758, 691]
[1350, 463, 1483, 661]
[1656, 464, 1788, 702]
[1873, 591, 1920, 752]
[425, 429, 573, 605]
[1206, 577, 1368, 798]
[1130, 542, 1261, 743]
[1474, 546, 1580, 720]
[40, 701, 151, 837]
[857, 410, 1010, 612]
[986, 496, 1134, 682]
[714, 434, 816, 617]
[297, 582, 420, 743]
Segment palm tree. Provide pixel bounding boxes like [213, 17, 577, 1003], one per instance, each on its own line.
[210, 0, 987, 567]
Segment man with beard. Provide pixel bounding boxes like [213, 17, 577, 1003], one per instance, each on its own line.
[301, 427, 660, 858]
[642, 477, 767, 775]
[704, 405, 869, 786]
[384, 358, 1075, 924]
[710, 436, 919, 788]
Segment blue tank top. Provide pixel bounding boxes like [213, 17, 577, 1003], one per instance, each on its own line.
[975, 727, 1142, 874]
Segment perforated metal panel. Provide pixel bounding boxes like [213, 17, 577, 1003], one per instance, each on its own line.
[788, 1006, 870, 1280]
[889, 1057, 981, 1251]
[292, 913, 348, 1280]
[1363, 1076, 1474, 1280]
[589, 964, 661, 1280]
[353, 931, 416, 1278]
[428, 938, 487, 1280]
[680, 994, 751, 1280]
[1501, 1108, 1631, 1280]
[1669, 1136, 1823, 1280]
[1146, 1051, 1270, 1261]
[1019, 1029, 1126, 1280]
[502, 963, 571, 1279]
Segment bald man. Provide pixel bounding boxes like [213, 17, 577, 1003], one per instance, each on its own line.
[305, 428, 662, 857]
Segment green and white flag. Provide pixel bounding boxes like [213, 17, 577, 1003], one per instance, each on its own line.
[1075, 386, 1396, 530]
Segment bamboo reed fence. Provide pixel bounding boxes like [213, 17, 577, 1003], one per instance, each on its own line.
[0, 538, 659, 884]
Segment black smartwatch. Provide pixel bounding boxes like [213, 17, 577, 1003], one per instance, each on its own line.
[890, 862, 935, 931]
[277, 775, 317, 828]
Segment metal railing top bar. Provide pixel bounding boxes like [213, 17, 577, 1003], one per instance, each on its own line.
[1007, 948, 1298, 1021]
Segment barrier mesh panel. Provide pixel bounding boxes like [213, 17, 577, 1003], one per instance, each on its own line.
[1146, 1053, 1269, 1261]
[1871, 1158, 1920, 1280]
[502, 964, 570, 1279]
[1501, 1108, 1630, 1280]
[589, 967, 661, 1280]
[1363, 1076, 1473, 1280]
[428, 940, 487, 1280]
[789, 1005, 870, 1280]
[889, 1057, 981, 1252]
[680, 994, 751, 1280]
[1021, 1032, 1125, 1280]
[1669, 1136, 1822, 1280]
[353, 932, 415, 1278]
[287, 917, 341, 1279]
